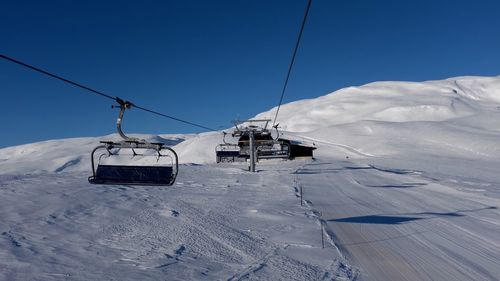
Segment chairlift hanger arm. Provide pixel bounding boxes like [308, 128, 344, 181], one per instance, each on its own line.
[222, 131, 232, 145]
[112, 98, 141, 142]
[272, 124, 281, 141]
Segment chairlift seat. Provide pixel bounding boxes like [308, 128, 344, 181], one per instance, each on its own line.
[216, 150, 241, 157]
[258, 151, 289, 159]
[88, 101, 178, 186]
[89, 164, 174, 186]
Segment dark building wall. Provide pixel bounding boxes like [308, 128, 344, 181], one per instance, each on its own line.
[289, 144, 316, 158]
[278, 138, 316, 158]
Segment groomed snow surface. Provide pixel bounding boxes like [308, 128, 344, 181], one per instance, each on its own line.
[1, 76, 500, 280]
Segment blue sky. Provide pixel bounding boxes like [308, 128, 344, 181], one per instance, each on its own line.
[1, 0, 499, 148]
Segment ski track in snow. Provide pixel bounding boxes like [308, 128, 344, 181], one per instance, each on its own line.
[295, 159, 500, 281]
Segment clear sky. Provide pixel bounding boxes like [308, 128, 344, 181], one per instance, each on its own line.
[1, 0, 499, 148]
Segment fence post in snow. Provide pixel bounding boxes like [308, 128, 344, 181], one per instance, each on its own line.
[249, 130, 256, 172]
[320, 212, 325, 249]
[321, 223, 325, 248]
[300, 183, 303, 206]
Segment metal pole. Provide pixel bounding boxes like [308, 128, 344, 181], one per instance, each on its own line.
[249, 130, 256, 172]
[319, 211, 324, 249]
[300, 183, 303, 206]
[321, 223, 325, 248]
[115, 101, 139, 142]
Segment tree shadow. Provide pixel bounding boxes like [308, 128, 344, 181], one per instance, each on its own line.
[293, 168, 341, 174]
[408, 206, 497, 216]
[329, 206, 497, 225]
[369, 165, 417, 175]
[294, 165, 372, 174]
[344, 166, 372, 170]
[332, 215, 423, 224]
[366, 182, 427, 188]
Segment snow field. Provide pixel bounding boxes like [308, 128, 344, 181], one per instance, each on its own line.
[0, 162, 356, 280]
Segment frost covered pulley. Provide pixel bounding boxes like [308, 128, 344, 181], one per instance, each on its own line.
[88, 98, 178, 186]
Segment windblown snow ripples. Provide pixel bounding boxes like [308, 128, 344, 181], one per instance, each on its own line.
[0, 164, 353, 280]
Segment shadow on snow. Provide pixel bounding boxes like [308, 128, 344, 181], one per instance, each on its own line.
[329, 206, 497, 225]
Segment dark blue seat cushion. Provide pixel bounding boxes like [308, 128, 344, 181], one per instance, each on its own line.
[91, 165, 173, 185]
[216, 151, 241, 157]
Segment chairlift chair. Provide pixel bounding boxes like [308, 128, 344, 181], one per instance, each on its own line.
[215, 132, 245, 163]
[233, 119, 291, 161]
[88, 98, 179, 186]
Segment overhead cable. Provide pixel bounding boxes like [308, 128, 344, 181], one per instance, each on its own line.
[0, 54, 217, 132]
[272, 0, 312, 127]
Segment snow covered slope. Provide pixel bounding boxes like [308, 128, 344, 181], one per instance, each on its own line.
[177, 76, 500, 165]
[3, 75, 499, 168]
[264, 76, 500, 159]
[0, 134, 187, 175]
[1, 76, 500, 280]
[258, 76, 500, 131]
